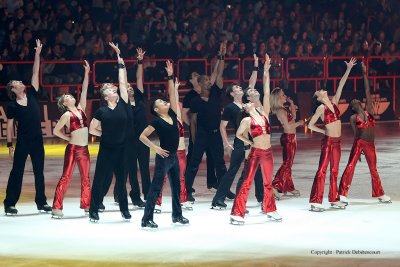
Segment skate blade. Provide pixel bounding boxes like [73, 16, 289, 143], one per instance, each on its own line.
[182, 206, 193, 211]
[230, 218, 245, 225]
[154, 210, 162, 214]
[51, 215, 63, 219]
[267, 215, 283, 222]
[210, 206, 226, 210]
[330, 204, 346, 209]
[5, 213, 17, 216]
[379, 199, 392, 204]
[310, 206, 325, 212]
[89, 218, 99, 223]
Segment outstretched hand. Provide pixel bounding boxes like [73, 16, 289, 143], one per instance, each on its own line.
[34, 39, 42, 54]
[165, 60, 173, 76]
[83, 60, 90, 73]
[253, 53, 259, 67]
[136, 48, 146, 60]
[219, 41, 227, 56]
[174, 77, 181, 90]
[109, 42, 120, 55]
[345, 57, 357, 69]
[263, 53, 271, 72]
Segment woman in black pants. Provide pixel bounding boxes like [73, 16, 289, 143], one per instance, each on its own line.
[139, 61, 189, 228]
[4, 39, 51, 215]
[88, 42, 131, 222]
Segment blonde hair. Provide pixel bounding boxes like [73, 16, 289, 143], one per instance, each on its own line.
[57, 94, 72, 114]
[270, 87, 283, 114]
[100, 83, 117, 97]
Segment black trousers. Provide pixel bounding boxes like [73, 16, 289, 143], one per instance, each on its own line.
[213, 138, 244, 202]
[4, 137, 47, 208]
[110, 137, 151, 201]
[143, 153, 182, 221]
[236, 158, 264, 203]
[185, 128, 227, 196]
[187, 126, 218, 188]
[90, 143, 128, 212]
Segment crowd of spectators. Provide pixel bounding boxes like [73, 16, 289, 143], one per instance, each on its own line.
[0, 0, 399, 99]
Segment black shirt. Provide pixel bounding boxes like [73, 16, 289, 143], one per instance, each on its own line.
[94, 98, 129, 146]
[149, 109, 179, 153]
[182, 89, 199, 109]
[132, 88, 147, 137]
[6, 88, 42, 141]
[190, 84, 222, 131]
[222, 102, 242, 131]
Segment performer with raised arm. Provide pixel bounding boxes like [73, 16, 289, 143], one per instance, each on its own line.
[230, 54, 281, 225]
[184, 42, 228, 203]
[139, 60, 189, 229]
[307, 58, 357, 212]
[110, 47, 147, 208]
[4, 39, 51, 215]
[211, 54, 260, 209]
[51, 61, 91, 218]
[88, 42, 131, 222]
[154, 63, 193, 212]
[270, 88, 304, 199]
[338, 62, 391, 204]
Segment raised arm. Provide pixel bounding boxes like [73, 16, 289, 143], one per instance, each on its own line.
[140, 126, 170, 158]
[210, 58, 220, 86]
[236, 118, 253, 145]
[78, 60, 90, 111]
[215, 41, 226, 89]
[53, 113, 71, 142]
[31, 39, 42, 91]
[332, 57, 357, 104]
[109, 42, 128, 103]
[307, 105, 326, 135]
[361, 62, 373, 114]
[248, 53, 259, 89]
[262, 53, 271, 114]
[136, 48, 145, 93]
[276, 109, 304, 132]
[165, 60, 178, 115]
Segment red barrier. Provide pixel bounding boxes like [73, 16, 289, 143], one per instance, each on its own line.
[0, 61, 34, 89]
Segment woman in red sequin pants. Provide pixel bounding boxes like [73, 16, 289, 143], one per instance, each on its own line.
[338, 62, 390, 204]
[51, 61, 91, 218]
[307, 58, 356, 212]
[270, 88, 304, 198]
[230, 54, 281, 224]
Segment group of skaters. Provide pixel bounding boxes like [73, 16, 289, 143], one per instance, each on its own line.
[3, 40, 391, 228]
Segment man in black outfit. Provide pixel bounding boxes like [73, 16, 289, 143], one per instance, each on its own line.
[185, 42, 228, 202]
[139, 61, 189, 228]
[4, 39, 51, 215]
[182, 72, 218, 192]
[88, 43, 131, 222]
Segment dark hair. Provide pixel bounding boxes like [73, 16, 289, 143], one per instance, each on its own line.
[226, 83, 240, 99]
[150, 100, 159, 117]
[6, 81, 16, 100]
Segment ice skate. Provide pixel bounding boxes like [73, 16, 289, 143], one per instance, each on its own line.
[132, 198, 146, 208]
[84, 208, 89, 215]
[266, 211, 282, 222]
[284, 189, 300, 197]
[226, 191, 236, 200]
[181, 201, 193, 210]
[121, 210, 132, 221]
[211, 199, 227, 210]
[310, 203, 325, 212]
[172, 216, 189, 225]
[273, 188, 282, 200]
[37, 204, 52, 213]
[98, 203, 105, 212]
[230, 215, 245, 225]
[141, 219, 158, 229]
[378, 194, 392, 203]
[89, 211, 99, 222]
[51, 209, 64, 219]
[339, 195, 349, 206]
[154, 205, 162, 213]
[330, 201, 346, 209]
[5, 206, 18, 216]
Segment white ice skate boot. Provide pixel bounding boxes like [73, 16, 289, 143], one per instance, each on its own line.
[378, 194, 392, 203]
[339, 195, 349, 206]
[154, 205, 162, 213]
[230, 215, 245, 225]
[181, 201, 193, 210]
[330, 201, 346, 209]
[310, 203, 325, 212]
[51, 209, 64, 219]
[266, 211, 282, 222]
